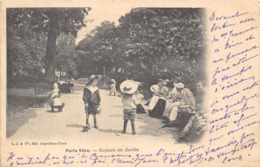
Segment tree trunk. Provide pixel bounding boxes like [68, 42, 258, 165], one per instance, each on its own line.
[33, 82, 39, 95]
[103, 66, 106, 75]
[115, 66, 119, 74]
[45, 22, 58, 83]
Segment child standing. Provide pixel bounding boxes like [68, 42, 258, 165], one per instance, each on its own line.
[83, 75, 101, 131]
[120, 80, 140, 135]
[68, 77, 75, 93]
[109, 79, 116, 96]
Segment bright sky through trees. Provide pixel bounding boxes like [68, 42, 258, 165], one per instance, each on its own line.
[76, 6, 133, 44]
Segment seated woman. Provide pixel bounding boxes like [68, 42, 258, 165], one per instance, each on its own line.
[50, 89, 65, 112]
[163, 81, 181, 119]
[148, 79, 168, 118]
[136, 90, 146, 114]
[167, 82, 196, 123]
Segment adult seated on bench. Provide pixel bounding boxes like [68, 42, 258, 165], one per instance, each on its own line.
[50, 88, 65, 112]
[160, 105, 195, 129]
[148, 79, 168, 118]
[167, 83, 196, 124]
[174, 105, 196, 127]
[58, 81, 71, 93]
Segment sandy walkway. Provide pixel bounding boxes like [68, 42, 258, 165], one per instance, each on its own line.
[7, 85, 180, 145]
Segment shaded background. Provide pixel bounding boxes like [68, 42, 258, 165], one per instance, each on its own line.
[7, 7, 206, 114]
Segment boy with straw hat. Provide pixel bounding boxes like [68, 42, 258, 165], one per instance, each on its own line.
[120, 80, 140, 135]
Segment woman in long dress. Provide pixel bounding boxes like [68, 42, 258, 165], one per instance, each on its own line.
[168, 83, 196, 123]
[163, 83, 181, 118]
[148, 79, 168, 118]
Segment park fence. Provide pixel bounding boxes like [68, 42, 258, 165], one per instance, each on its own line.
[7, 87, 52, 116]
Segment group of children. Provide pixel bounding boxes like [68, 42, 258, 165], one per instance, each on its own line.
[49, 74, 206, 140]
[49, 75, 140, 135]
[80, 76, 142, 134]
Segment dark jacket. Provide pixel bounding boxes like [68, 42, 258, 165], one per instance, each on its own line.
[83, 87, 101, 114]
[83, 87, 101, 105]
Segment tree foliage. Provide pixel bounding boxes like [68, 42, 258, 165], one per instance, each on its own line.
[56, 33, 78, 77]
[76, 21, 117, 76]
[7, 9, 47, 85]
[7, 8, 91, 86]
[77, 8, 206, 91]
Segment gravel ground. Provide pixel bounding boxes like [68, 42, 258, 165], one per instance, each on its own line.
[7, 85, 180, 145]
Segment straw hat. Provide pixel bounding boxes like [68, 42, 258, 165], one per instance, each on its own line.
[174, 82, 185, 89]
[111, 79, 116, 83]
[158, 79, 167, 86]
[85, 74, 102, 86]
[120, 80, 138, 94]
[150, 84, 159, 92]
[128, 80, 141, 86]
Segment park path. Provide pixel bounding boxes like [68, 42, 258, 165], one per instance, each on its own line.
[7, 84, 179, 145]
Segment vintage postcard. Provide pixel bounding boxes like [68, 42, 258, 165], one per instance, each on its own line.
[0, 0, 259, 167]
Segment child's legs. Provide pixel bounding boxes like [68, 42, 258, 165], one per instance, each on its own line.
[123, 109, 131, 132]
[93, 113, 97, 123]
[86, 111, 89, 125]
[130, 119, 136, 133]
[123, 119, 128, 132]
[129, 110, 136, 133]
[124, 119, 128, 125]
[93, 113, 98, 128]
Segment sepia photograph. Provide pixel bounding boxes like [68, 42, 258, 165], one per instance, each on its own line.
[1, 1, 259, 167]
[6, 7, 207, 143]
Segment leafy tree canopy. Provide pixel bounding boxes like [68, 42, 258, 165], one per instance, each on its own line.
[77, 8, 206, 90]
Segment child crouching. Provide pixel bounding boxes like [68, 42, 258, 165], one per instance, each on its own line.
[120, 80, 140, 135]
[50, 88, 65, 112]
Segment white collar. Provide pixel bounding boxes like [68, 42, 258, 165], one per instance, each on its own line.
[86, 85, 98, 94]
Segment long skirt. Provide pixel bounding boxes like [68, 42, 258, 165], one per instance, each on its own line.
[148, 96, 159, 110]
[163, 100, 175, 117]
[136, 104, 146, 114]
[149, 99, 166, 118]
[168, 102, 181, 121]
